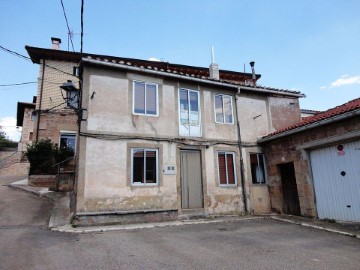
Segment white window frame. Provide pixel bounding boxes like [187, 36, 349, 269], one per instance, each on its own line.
[217, 151, 237, 187]
[59, 131, 77, 155]
[132, 80, 159, 117]
[214, 94, 234, 125]
[131, 148, 159, 186]
[250, 153, 267, 184]
[178, 88, 202, 137]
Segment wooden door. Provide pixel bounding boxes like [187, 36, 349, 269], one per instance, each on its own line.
[279, 162, 301, 215]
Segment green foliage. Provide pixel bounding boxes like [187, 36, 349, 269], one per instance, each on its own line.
[0, 126, 18, 150]
[25, 139, 74, 175]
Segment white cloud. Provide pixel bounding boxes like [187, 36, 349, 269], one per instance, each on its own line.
[147, 57, 161, 62]
[320, 86, 327, 90]
[330, 74, 360, 88]
[0, 117, 21, 142]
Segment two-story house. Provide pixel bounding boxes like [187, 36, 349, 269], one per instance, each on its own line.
[26, 38, 305, 225]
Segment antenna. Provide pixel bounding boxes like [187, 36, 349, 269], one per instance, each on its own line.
[211, 46, 215, 63]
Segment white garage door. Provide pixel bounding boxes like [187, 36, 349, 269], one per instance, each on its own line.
[310, 140, 360, 221]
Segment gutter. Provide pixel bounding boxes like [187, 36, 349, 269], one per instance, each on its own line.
[258, 109, 360, 143]
[81, 58, 304, 98]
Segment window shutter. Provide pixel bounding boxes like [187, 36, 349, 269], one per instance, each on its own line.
[226, 154, 235, 184]
[215, 95, 224, 123]
[218, 153, 227, 185]
[146, 84, 157, 115]
[134, 82, 145, 114]
[223, 96, 233, 123]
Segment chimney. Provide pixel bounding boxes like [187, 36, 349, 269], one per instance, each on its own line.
[249, 61, 256, 84]
[209, 46, 219, 80]
[51, 37, 61, 50]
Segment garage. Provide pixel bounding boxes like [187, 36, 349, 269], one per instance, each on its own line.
[310, 140, 360, 221]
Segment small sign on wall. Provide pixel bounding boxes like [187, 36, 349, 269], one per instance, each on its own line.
[163, 165, 176, 175]
[337, 144, 345, 156]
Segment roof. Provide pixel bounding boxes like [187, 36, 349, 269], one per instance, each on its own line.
[25, 46, 260, 83]
[301, 109, 321, 114]
[26, 45, 305, 97]
[259, 97, 360, 142]
[82, 57, 305, 97]
[16, 102, 35, 127]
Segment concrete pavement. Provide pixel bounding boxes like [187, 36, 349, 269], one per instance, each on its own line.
[5, 176, 360, 238]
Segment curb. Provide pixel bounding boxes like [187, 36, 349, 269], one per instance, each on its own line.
[270, 216, 360, 239]
[7, 184, 51, 197]
[51, 216, 266, 234]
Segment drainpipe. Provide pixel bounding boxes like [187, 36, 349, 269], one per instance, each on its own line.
[35, 59, 46, 141]
[234, 87, 248, 213]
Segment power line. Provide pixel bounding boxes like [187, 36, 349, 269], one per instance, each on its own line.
[80, 0, 84, 54]
[0, 45, 31, 62]
[0, 82, 37, 87]
[0, 45, 76, 77]
[60, 0, 75, 52]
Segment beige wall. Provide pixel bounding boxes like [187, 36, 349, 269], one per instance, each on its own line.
[18, 107, 35, 152]
[77, 63, 302, 216]
[77, 65, 246, 214]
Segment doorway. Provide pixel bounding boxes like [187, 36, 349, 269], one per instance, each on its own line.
[279, 162, 301, 215]
[180, 150, 203, 209]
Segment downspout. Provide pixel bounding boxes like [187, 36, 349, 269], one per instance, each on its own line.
[35, 59, 46, 141]
[234, 87, 248, 213]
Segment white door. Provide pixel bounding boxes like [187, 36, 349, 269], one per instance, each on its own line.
[310, 140, 360, 221]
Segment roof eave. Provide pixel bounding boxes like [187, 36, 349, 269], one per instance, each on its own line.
[81, 58, 304, 97]
[258, 109, 360, 143]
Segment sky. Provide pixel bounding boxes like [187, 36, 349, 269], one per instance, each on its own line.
[1, 0, 359, 141]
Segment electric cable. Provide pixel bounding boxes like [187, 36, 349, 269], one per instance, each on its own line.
[60, 0, 75, 51]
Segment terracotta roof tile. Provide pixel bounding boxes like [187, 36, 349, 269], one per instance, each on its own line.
[262, 97, 360, 139]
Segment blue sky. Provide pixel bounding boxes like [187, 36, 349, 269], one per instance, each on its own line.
[1, 0, 359, 141]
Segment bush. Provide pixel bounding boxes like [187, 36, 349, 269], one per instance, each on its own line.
[25, 139, 74, 175]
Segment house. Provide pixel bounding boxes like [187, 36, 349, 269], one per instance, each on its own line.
[26, 38, 306, 225]
[16, 97, 36, 152]
[259, 97, 360, 221]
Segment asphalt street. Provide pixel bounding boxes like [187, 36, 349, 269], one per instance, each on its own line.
[0, 175, 359, 270]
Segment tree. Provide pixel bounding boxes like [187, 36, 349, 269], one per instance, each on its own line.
[0, 126, 17, 150]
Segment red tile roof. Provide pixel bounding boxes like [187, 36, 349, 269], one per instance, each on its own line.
[261, 97, 360, 140]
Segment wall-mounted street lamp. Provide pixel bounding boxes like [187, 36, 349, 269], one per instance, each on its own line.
[60, 80, 79, 110]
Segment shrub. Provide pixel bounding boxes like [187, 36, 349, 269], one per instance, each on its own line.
[25, 139, 74, 175]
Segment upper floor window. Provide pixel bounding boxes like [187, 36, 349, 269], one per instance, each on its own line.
[217, 151, 237, 186]
[133, 81, 158, 116]
[250, 153, 266, 184]
[131, 148, 158, 186]
[179, 89, 201, 137]
[214, 94, 233, 124]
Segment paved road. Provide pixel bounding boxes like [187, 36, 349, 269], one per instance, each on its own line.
[0, 175, 359, 270]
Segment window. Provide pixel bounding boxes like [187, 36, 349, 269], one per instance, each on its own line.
[133, 81, 158, 116]
[179, 89, 201, 137]
[217, 152, 237, 186]
[59, 133, 76, 152]
[131, 148, 158, 185]
[214, 94, 233, 124]
[250, 153, 266, 184]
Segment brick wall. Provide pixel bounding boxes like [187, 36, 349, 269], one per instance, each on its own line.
[262, 116, 360, 217]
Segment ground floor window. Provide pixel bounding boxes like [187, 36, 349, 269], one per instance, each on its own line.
[250, 153, 266, 184]
[59, 132, 76, 152]
[131, 148, 158, 186]
[217, 152, 237, 186]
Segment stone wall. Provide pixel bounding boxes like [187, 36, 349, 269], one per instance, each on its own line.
[262, 116, 360, 217]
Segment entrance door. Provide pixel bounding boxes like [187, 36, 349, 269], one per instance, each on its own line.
[279, 162, 301, 215]
[180, 150, 203, 209]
